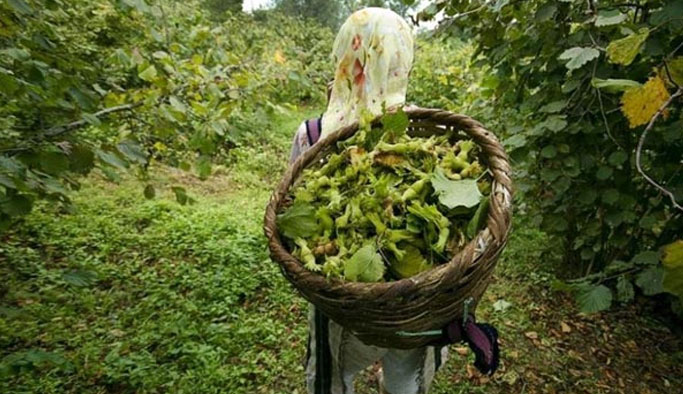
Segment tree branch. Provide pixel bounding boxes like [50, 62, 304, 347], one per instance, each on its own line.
[44, 102, 143, 137]
[587, 0, 597, 15]
[598, 3, 645, 10]
[663, 60, 680, 90]
[635, 87, 683, 211]
[592, 59, 623, 150]
[595, 89, 619, 144]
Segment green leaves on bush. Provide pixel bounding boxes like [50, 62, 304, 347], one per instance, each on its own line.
[0, 0, 334, 226]
[662, 241, 683, 299]
[1, 350, 73, 373]
[427, 0, 682, 315]
[577, 284, 612, 314]
[595, 10, 627, 27]
[558, 47, 600, 70]
[144, 184, 156, 199]
[591, 78, 641, 93]
[635, 266, 664, 296]
[172, 186, 191, 205]
[616, 276, 634, 303]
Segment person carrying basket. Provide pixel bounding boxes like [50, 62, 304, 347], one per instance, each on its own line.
[284, 7, 506, 394]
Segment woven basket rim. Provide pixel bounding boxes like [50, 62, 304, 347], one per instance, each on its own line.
[263, 106, 513, 300]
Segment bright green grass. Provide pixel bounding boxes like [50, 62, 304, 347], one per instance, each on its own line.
[0, 108, 320, 394]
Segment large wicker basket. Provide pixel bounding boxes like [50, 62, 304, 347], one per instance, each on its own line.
[264, 107, 513, 349]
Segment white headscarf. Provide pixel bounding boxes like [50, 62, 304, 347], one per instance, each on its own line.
[322, 8, 415, 136]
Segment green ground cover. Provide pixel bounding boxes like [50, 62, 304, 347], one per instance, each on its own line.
[1, 109, 681, 393]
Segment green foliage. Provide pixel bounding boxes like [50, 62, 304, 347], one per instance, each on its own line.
[407, 38, 487, 112]
[0, 173, 309, 393]
[203, 0, 243, 15]
[576, 284, 613, 314]
[389, 244, 431, 279]
[466, 195, 489, 239]
[274, 0, 345, 29]
[273, 0, 418, 29]
[417, 0, 683, 313]
[662, 240, 683, 300]
[431, 169, 482, 209]
[277, 202, 318, 239]
[558, 47, 600, 70]
[1, 106, 680, 390]
[344, 0, 417, 17]
[0, 0, 333, 227]
[344, 244, 386, 282]
[280, 112, 489, 280]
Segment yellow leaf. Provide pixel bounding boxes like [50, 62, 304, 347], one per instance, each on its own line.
[620, 76, 670, 128]
[606, 28, 649, 66]
[274, 50, 286, 65]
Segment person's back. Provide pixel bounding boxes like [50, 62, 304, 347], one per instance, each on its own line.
[287, 8, 448, 394]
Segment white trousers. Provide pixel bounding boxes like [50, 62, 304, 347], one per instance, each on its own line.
[305, 305, 448, 394]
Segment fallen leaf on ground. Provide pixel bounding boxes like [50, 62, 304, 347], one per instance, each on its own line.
[466, 364, 478, 379]
[567, 350, 583, 361]
[502, 370, 519, 385]
[465, 364, 490, 385]
[110, 329, 125, 337]
[525, 331, 538, 339]
[561, 322, 572, 333]
[455, 346, 469, 356]
[569, 368, 582, 377]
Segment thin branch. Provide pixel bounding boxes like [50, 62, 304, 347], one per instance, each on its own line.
[590, 59, 623, 149]
[635, 87, 683, 211]
[670, 42, 683, 58]
[663, 61, 681, 89]
[596, 88, 624, 150]
[650, 17, 683, 34]
[454, 2, 489, 19]
[44, 103, 143, 137]
[587, 31, 605, 51]
[587, 0, 597, 15]
[633, 7, 639, 23]
[598, 3, 645, 10]
[666, 163, 683, 186]
[432, 0, 489, 30]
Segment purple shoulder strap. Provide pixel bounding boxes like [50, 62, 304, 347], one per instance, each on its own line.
[305, 117, 322, 145]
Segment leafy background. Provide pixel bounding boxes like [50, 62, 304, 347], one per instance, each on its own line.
[414, 0, 683, 316]
[0, 0, 682, 392]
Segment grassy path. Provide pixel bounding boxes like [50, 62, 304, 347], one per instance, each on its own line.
[1, 108, 681, 393]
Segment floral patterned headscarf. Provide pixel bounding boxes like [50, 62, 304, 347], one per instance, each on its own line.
[322, 8, 414, 136]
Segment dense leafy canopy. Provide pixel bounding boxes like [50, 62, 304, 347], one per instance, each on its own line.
[415, 0, 683, 314]
[274, 0, 417, 29]
[0, 0, 333, 229]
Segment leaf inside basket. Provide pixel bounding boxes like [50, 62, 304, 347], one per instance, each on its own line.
[344, 244, 385, 282]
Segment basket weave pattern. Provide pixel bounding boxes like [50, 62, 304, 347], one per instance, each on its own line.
[264, 108, 513, 349]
